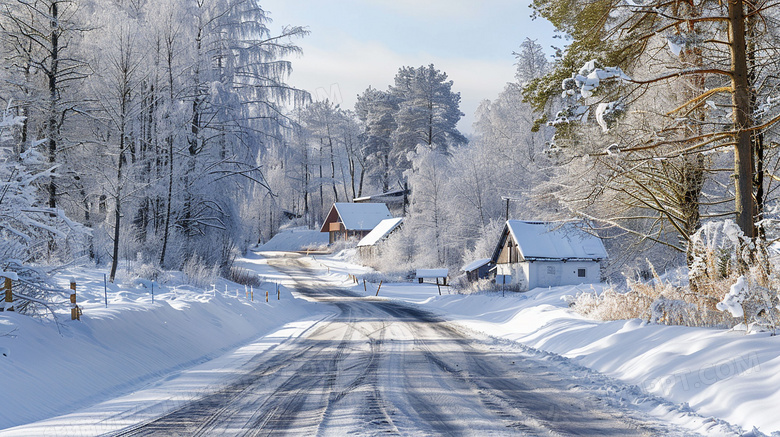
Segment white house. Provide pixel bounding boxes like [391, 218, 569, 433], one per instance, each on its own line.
[320, 202, 393, 244]
[490, 220, 608, 291]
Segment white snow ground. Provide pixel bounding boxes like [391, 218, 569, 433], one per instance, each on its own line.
[2, 231, 779, 435]
[0, 252, 331, 433]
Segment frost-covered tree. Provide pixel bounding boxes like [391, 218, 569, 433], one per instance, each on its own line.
[353, 64, 466, 195]
[0, 0, 89, 210]
[404, 145, 451, 266]
[527, 0, 780, 260]
[168, 0, 308, 270]
[0, 101, 87, 314]
[390, 64, 467, 164]
[514, 38, 548, 86]
[87, 6, 148, 282]
[355, 86, 398, 191]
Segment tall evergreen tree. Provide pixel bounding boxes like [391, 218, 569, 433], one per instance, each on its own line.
[390, 64, 467, 165]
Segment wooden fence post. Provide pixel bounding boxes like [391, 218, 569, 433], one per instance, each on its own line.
[376, 280, 383, 297]
[3, 277, 12, 312]
[363, 279, 367, 292]
[70, 281, 80, 321]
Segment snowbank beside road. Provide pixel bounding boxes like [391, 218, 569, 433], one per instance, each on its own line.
[0, 254, 327, 430]
[315, 254, 780, 434]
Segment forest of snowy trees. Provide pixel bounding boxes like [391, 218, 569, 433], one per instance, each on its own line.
[3, 0, 780, 328]
[0, 0, 310, 286]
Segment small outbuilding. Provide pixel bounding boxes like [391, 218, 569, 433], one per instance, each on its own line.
[320, 202, 393, 244]
[491, 220, 607, 291]
[416, 268, 449, 285]
[357, 217, 404, 259]
[461, 258, 493, 282]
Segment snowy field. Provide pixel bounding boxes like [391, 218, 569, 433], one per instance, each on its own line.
[309, 249, 780, 435]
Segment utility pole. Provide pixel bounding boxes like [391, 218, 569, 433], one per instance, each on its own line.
[502, 196, 520, 222]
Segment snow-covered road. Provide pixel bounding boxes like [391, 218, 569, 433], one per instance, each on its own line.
[103, 254, 692, 436]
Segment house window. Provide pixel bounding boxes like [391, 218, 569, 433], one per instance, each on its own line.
[578, 268, 586, 278]
[546, 266, 555, 275]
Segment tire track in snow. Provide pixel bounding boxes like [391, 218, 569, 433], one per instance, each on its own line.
[110, 253, 700, 436]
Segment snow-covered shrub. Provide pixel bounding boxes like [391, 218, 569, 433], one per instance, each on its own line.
[716, 276, 748, 318]
[181, 255, 219, 288]
[571, 261, 734, 327]
[691, 220, 779, 332]
[228, 266, 263, 287]
[453, 278, 505, 295]
[572, 219, 780, 330]
[121, 262, 171, 284]
[0, 101, 89, 316]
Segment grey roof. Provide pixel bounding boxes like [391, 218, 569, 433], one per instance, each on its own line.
[504, 220, 608, 261]
[328, 202, 393, 231]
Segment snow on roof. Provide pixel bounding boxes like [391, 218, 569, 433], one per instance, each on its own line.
[257, 228, 329, 252]
[461, 258, 491, 272]
[321, 202, 393, 232]
[357, 217, 403, 247]
[353, 188, 408, 203]
[506, 220, 608, 260]
[416, 268, 448, 278]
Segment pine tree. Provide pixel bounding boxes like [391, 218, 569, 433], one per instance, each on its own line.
[390, 64, 467, 165]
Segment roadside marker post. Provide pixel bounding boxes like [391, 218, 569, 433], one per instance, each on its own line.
[3, 277, 13, 312]
[376, 280, 383, 297]
[265, 291, 268, 302]
[70, 281, 81, 321]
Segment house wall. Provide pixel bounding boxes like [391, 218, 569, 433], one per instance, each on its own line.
[358, 246, 376, 261]
[528, 261, 601, 289]
[496, 260, 600, 291]
[495, 263, 530, 290]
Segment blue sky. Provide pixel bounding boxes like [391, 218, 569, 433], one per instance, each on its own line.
[261, 1, 559, 132]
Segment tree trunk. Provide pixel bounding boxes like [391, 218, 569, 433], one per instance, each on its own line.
[46, 1, 59, 209]
[159, 37, 177, 267]
[110, 130, 126, 283]
[729, 0, 755, 239]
